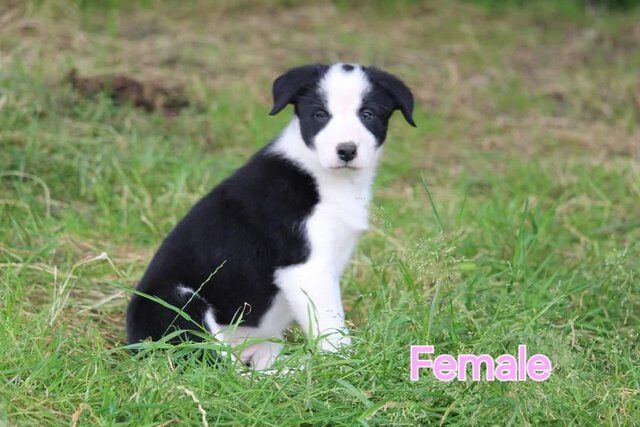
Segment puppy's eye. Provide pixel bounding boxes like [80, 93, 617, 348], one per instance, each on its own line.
[313, 110, 329, 121]
[360, 109, 375, 121]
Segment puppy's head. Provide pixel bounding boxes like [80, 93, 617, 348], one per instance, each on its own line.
[270, 63, 415, 172]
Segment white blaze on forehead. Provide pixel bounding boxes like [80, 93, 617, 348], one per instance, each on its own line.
[319, 64, 371, 116]
[292, 63, 381, 173]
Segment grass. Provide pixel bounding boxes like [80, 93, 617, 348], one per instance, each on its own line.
[1, 0, 639, 425]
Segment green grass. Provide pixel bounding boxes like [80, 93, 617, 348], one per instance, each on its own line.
[1, 1, 639, 425]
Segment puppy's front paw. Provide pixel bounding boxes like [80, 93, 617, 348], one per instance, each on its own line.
[250, 341, 284, 371]
[318, 331, 351, 353]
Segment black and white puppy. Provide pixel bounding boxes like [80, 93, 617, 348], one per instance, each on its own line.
[126, 63, 415, 369]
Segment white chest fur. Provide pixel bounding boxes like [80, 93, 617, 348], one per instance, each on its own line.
[269, 118, 376, 279]
[305, 172, 370, 278]
[265, 119, 377, 351]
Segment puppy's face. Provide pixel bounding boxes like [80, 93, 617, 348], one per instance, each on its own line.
[270, 63, 416, 172]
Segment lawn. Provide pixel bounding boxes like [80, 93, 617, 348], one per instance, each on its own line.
[1, 0, 639, 425]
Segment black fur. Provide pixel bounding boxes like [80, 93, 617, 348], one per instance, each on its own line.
[126, 147, 318, 344]
[126, 63, 415, 346]
[269, 64, 330, 116]
[269, 64, 332, 148]
[270, 64, 415, 149]
[295, 86, 331, 148]
[363, 66, 416, 128]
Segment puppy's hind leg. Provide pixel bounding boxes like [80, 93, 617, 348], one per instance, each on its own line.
[175, 286, 222, 337]
[239, 340, 284, 371]
[126, 284, 219, 345]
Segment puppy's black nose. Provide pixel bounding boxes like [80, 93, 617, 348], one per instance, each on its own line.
[337, 142, 357, 163]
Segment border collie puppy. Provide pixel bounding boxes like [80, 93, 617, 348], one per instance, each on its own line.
[126, 63, 415, 369]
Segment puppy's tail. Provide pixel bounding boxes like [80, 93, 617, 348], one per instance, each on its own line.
[125, 284, 222, 346]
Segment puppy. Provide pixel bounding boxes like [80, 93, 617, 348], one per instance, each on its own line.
[126, 63, 415, 369]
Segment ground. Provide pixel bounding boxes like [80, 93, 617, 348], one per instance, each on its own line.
[1, 0, 639, 425]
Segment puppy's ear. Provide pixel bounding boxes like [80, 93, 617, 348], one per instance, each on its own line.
[365, 67, 416, 127]
[270, 64, 327, 116]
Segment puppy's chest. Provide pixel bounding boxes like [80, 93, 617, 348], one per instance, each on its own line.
[303, 186, 370, 271]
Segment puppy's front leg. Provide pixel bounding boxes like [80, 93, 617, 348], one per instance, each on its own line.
[277, 266, 351, 352]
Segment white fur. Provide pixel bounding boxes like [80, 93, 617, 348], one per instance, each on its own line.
[177, 285, 222, 337]
[267, 64, 380, 353]
[204, 64, 381, 368]
[313, 65, 379, 171]
[178, 285, 289, 369]
[221, 292, 292, 345]
[176, 285, 194, 297]
[270, 119, 374, 352]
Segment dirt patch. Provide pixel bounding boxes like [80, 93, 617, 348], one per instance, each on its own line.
[67, 68, 189, 115]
